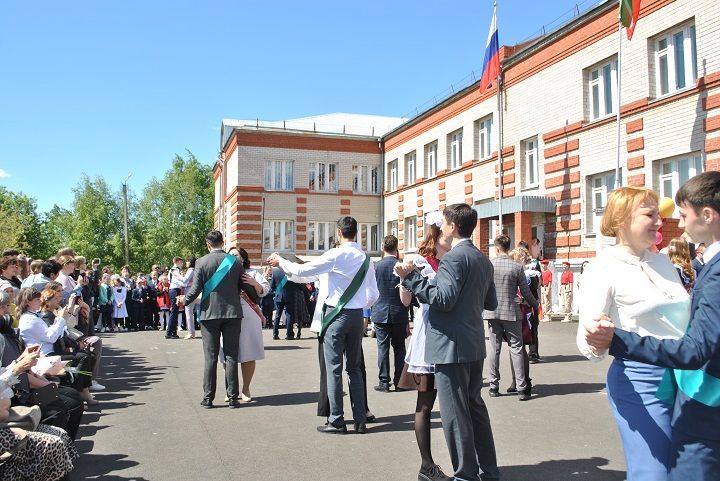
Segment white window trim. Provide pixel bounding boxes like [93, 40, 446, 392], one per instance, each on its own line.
[405, 152, 417, 184]
[587, 171, 616, 235]
[264, 160, 294, 191]
[389, 160, 398, 191]
[387, 220, 398, 238]
[477, 116, 493, 160]
[263, 220, 294, 252]
[426, 143, 438, 178]
[450, 131, 463, 170]
[588, 60, 617, 121]
[657, 154, 703, 216]
[352, 165, 380, 194]
[308, 221, 335, 252]
[309, 162, 339, 193]
[358, 223, 380, 253]
[654, 24, 697, 98]
[522, 137, 539, 189]
[405, 216, 418, 252]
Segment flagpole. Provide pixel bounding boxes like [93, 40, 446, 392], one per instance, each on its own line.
[497, 73, 504, 236]
[615, 5, 623, 189]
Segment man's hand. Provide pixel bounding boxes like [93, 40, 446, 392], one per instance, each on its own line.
[584, 316, 615, 351]
[394, 262, 415, 280]
[266, 253, 281, 268]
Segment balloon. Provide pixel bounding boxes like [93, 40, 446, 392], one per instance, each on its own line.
[656, 231, 663, 245]
[659, 197, 675, 218]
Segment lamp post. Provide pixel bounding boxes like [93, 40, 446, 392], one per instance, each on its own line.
[122, 173, 132, 266]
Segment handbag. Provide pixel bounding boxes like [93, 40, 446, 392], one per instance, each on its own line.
[29, 383, 60, 408]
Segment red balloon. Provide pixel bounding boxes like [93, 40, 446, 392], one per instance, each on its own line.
[656, 231, 663, 245]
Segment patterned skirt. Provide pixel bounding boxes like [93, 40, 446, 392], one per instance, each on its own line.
[0, 424, 78, 481]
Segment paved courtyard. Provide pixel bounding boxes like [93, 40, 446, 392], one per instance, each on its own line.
[72, 322, 626, 481]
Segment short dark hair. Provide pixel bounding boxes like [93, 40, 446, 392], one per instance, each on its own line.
[238, 249, 251, 269]
[40, 259, 61, 278]
[2, 249, 19, 257]
[382, 235, 398, 253]
[494, 235, 512, 253]
[676, 171, 720, 215]
[187, 256, 196, 268]
[443, 203, 477, 238]
[336, 217, 358, 240]
[206, 230, 224, 248]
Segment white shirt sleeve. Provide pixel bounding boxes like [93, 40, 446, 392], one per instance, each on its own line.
[21, 315, 67, 345]
[576, 261, 615, 360]
[364, 261, 380, 307]
[278, 250, 337, 278]
[252, 270, 271, 297]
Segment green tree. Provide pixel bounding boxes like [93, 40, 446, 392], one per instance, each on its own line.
[134, 150, 213, 269]
[0, 186, 51, 258]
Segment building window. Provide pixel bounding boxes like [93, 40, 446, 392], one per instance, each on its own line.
[309, 162, 339, 192]
[388, 159, 398, 191]
[405, 151, 417, 184]
[448, 130, 463, 170]
[358, 223, 380, 252]
[263, 220, 294, 251]
[405, 216, 417, 251]
[352, 165, 379, 194]
[308, 221, 335, 251]
[265, 160, 294, 191]
[425, 142, 438, 178]
[587, 171, 616, 234]
[474, 116, 493, 159]
[387, 220, 398, 238]
[521, 137, 539, 189]
[587, 59, 617, 120]
[654, 24, 697, 97]
[657, 154, 703, 214]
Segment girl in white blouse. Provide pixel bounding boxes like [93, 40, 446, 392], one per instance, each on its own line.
[577, 187, 690, 481]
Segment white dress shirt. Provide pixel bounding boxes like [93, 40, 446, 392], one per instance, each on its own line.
[703, 240, 720, 265]
[278, 242, 379, 309]
[576, 246, 691, 360]
[19, 311, 67, 355]
[169, 266, 185, 290]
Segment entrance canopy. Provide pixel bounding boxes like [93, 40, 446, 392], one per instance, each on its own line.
[474, 195, 556, 219]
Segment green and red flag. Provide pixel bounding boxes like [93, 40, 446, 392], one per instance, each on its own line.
[620, 0, 641, 40]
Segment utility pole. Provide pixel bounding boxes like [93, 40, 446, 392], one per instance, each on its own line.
[123, 173, 132, 266]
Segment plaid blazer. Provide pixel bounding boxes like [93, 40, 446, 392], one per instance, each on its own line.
[483, 255, 538, 322]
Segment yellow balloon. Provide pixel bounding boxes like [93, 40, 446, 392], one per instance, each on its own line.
[659, 197, 675, 218]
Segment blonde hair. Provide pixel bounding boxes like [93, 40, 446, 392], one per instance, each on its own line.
[508, 247, 530, 264]
[668, 237, 695, 283]
[57, 255, 76, 267]
[601, 186, 659, 237]
[40, 287, 60, 309]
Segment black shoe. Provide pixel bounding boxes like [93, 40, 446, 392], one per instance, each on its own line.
[365, 414, 377, 423]
[273, 335, 280, 340]
[488, 389, 500, 397]
[529, 355, 540, 364]
[285, 334, 295, 340]
[317, 422, 347, 434]
[228, 400, 242, 409]
[519, 392, 531, 401]
[354, 422, 367, 434]
[200, 400, 213, 409]
[506, 386, 517, 394]
[165, 335, 179, 339]
[395, 386, 411, 392]
[373, 383, 390, 393]
[418, 464, 453, 481]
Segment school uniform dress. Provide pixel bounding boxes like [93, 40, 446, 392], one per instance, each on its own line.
[238, 269, 270, 363]
[113, 286, 128, 319]
[577, 246, 691, 481]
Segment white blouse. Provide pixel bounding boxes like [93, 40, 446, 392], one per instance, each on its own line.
[576, 246, 691, 360]
[19, 311, 67, 356]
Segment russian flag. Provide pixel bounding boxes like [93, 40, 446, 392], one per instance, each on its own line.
[479, 5, 500, 94]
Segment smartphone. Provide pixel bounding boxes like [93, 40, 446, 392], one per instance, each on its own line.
[73, 285, 83, 298]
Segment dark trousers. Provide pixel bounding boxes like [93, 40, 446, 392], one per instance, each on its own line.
[375, 321, 407, 387]
[272, 301, 294, 338]
[167, 288, 181, 336]
[38, 385, 84, 441]
[100, 306, 113, 330]
[435, 361, 500, 481]
[200, 317, 241, 403]
[261, 295, 274, 327]
[317, 339, 370, 418]
[528, 307, 540, 359]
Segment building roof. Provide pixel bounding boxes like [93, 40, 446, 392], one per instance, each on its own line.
[221, 113, 406, 149]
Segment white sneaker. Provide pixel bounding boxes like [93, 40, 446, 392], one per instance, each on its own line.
[90, 381, 106, 391]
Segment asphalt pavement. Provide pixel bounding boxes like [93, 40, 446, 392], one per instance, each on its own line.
[72, 321, 626, 481]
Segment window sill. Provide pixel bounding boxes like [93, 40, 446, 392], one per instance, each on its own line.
[652, 85, 696, 103]
[586, 113, 615, 124]
[521, 185, 539, 192]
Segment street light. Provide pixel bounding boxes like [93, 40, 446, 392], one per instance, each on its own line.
[122, 173, 132, 266]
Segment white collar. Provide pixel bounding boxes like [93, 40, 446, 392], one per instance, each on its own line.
[451, 238, 471, 250]
[703, 241, 720, 265]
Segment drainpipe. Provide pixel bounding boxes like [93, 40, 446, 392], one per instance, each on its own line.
[379, 138, 385, 240]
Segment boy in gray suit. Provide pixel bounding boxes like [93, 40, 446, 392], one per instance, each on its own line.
[397, 203, 500, 481]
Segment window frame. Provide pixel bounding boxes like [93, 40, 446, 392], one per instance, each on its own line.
[405, 151, 417, 184]
[587, 171, 616, 235]
[521, 137, 539, 189]
[405, 216, 418, 252]
[425, 142, 438, 178]
[358, 223, 380, 253]
[388, 159, 398, 191]
[654, 23, 697, 98]
[588, 59, 617, 121]
[657, 154, 703, 215]
[308, 221, 336, 252]
[352, 165, 380, 194]
[449, 130, 463, 170]
[475, 116, 493, 160]
[263, 220, 294, 252]
[309, 162, 339, 193]
[264, 160, 294, 191]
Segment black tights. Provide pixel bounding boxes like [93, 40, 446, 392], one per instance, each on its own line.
[415, 390, 438, 469]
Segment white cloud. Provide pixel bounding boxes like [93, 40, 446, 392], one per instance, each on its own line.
[0, 169, 11, 178]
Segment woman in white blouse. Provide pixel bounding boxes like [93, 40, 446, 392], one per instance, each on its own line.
[577, 187, 690, 481]
[229, 247, 269, 402]
[17, 288, 67, 356]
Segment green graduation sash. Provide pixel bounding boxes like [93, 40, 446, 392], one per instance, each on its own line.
[202, 254, 236, 298]
[320, 255, 370, 338]
[274, 275, 288, 303]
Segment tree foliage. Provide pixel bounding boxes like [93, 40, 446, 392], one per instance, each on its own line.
[0, 149, 213, 272]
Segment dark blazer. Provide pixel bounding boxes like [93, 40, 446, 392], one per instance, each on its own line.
[483, 255, 538, 322]
[692, 257, 705, 277]
[610, 251, 720, 441]
[271, 268, 287, 302]
[371, 255, 408, 324]
[402, 239, 497, 364]
[184, 250, 244, 321]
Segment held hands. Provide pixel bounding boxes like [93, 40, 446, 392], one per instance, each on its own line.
[14, 346, 41, 374]
[393, 261, 415, 280]
[583, 314, 615, 351]
[266, 253, 281, 268]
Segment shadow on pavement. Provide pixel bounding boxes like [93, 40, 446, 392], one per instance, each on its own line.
[364, 411, 442, 433]
[532, 382, 606, 399]
[251, 390, 318, 406]
[264, 345, 311, 351]
[499, 456, 625, 481]
[73, 344, 167, 479]
[537, 354, 588, 363]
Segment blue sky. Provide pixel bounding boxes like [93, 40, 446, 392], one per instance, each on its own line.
[0, 0, 599, 212]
